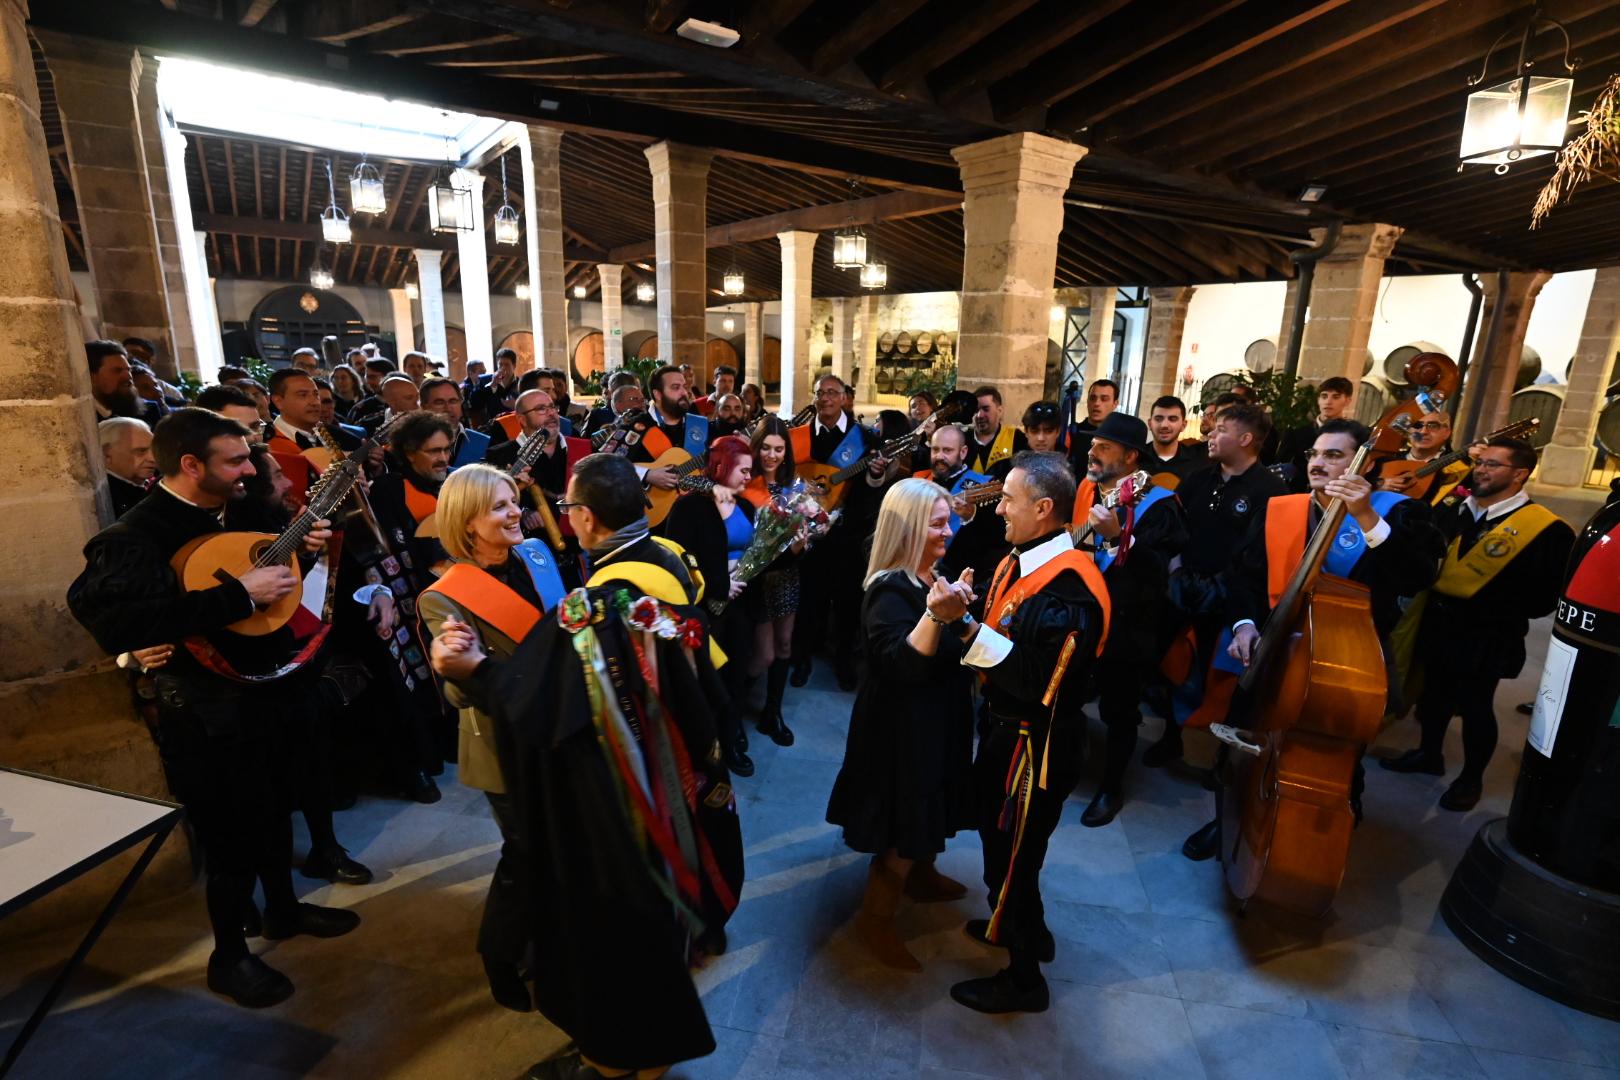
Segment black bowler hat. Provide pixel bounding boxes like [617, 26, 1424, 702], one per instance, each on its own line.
[1088, 413, 1153, 460]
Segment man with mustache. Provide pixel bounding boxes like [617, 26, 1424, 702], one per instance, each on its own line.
[1367, 409, 1473, 505]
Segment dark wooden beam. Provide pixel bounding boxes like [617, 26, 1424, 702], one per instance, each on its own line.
[809, 0, 931, 76]
[192, 211, 593, 261]
[238, 0, 279, 28]
[932, 0, 1134, 107]
[606, 190, 961, 262]
[875, 1, 1040, 94]
[644, 0, 690, 36]
[300, 0, 422, 44]
[742, 0, 818, 43]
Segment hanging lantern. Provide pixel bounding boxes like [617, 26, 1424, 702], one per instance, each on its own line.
[1459, 12, 1580, 174]
[404, 280, 419, 300]
[635, 280, 656, 303]
[722, 261, 745, 297]
[515, 281, 531, 301]
[860, 259, 887, 290]
[350, 158, 386, 215]
[309, 257, 334, 290]
[722, 316, 736, 333]
[319, 158, 350, 243]
[832, 226, 866, 269]
[428, 170, 473, 234]
[492, 153, 521, 245]
[572, 283, 588, 299]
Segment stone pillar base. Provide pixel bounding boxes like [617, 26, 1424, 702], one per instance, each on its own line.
[1537, 444, 1597, 490]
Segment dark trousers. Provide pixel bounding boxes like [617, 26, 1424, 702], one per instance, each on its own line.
[792, 536, 859, 672]
[481, 791, 528, 969]
[1096, 660, 1147, 794]
[1417, 661, 1502, 785]
[155, 678, 297, 960]
[976, 718, 1078, 980]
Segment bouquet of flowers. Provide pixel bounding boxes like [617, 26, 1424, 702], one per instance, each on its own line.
[732, 480, 830, 587]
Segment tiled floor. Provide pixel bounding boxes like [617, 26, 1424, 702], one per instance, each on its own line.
[4, 616, 1618, 1079]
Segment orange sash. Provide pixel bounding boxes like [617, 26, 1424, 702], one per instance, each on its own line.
[266, 434, 316, 507]
[403, 479, 438, 524]
[1069, 479, 1097, 529]
[983, 548, 1111, 657]
[1263, 494, 1312, 610]
[640, 425, 675, 458]
[423, 564, 541, 644]
[495, 413, 523, 441]
[788, 423, 812, 464]
[740, 476, 770, 509]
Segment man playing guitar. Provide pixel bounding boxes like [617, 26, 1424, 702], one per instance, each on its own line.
[628, 364, 709, 493]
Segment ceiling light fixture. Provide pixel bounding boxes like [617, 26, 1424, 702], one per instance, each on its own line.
[427, 132, 473, 233]
[573, 283, 588, 299]
[676, 17, 740, 48]
[350, 155, 386, 215]
[1297, 182, 1329, 203]
[320, 159, 351, 243]
[1459, 7, 1580, 174]
[515, 281, 531, 301]
[722, 315, 736, 333]
[635, 280, 656, 304]
[493, 151, 521, 246]
[309, 250, 334, 290]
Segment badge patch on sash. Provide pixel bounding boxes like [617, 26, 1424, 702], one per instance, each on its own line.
[1233, 497, 1249, 514]
[1484, 536, 1514, 558]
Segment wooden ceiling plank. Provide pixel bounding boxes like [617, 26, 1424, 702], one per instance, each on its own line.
[934, 0, 1134, 107]
[875, 1, 1042, 93]
[239, 0, 278, 29]
[809, 0, 932, 76]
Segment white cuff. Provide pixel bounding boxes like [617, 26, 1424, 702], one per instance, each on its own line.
[1362, 517, 1391, 547]
[961, 624, 1014, 669]
[1232, 619, 1257, 635]
[353, 583, 393, 606]
[634, 464, 649, 480]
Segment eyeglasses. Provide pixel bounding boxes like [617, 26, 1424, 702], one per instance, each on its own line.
[813, 388, 843, 398]
[244, 420, 266, 432]
[1472, 460, 1520, 470]
[555, 500, 583, 512]
[521, 404, 557, 415]
[1409, 422, 1450, 431]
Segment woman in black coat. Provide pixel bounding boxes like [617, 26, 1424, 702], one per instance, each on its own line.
[664, 434, 757, 777]
[826, 477, 977, 972]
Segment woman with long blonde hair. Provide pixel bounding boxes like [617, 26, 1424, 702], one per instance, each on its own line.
[825, 477, 978, 972]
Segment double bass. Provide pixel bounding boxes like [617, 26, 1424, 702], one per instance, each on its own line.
[1369, 351, 1459, 460]
[1211, 431, 1387, 916]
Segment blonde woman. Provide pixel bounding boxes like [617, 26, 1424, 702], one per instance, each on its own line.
[825, 477, 978, 971]
[420, 464, 567, 1013]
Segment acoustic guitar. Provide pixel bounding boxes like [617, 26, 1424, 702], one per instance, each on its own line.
[171, 414, 404, 638]
[796, 400, 969, 511]
[1375, 417, 1537, 500]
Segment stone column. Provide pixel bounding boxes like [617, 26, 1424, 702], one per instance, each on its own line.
[853, 295, 879, 402]
[645, 142, 712, 368]
[830, 296, 856, 385]
[388, 287, 416, 356]
[131, 55, 194, 378]
[37, 31, 177, 375]
[778, 231, 817, 417]
[449, 168, 490, 382]
[1275, 275, 1304, 363]
[744, 301, 763, 390]
[1465, 270, 1553, 439]
[598, 262, 624, 370]
[1541, 266, 1620, 487]
[518, 124, 568, 379]
[1296, 223, 1403, 385]
[164, 125, 222, 382]
[414, 249, 448, 363]
[951, 132, 1085, 421]
[0, 0, 178, 920]
[1140, 287, 1197, 403]
[1086, 285, 1117, 384]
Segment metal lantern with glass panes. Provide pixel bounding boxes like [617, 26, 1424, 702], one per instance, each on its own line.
[635, 280, 656, 303]
[515, 281, 531, 301]
[572, 284, 587, 299]
[320, 159, 350, 243]
[350, 158, 386, 215]
[860, 259, 887, 289]
[428, 170, 473, 234]
[492, 153, 521, 245]
[722, 261, 745, 297]
[404, 281, 419, 300]
[722, 316, 736, 333]
[309, 258, 334, 290]
[832, 226, 866, 269]
[1459, 12, 1580, 174]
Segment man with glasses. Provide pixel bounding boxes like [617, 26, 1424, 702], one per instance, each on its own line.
[489, 389, 590, 567]
[1368, 410, 1473, 505]
[197, 384, 267, 445]
[1381, 437, 1573, 811]
[421, 377, 489, 469]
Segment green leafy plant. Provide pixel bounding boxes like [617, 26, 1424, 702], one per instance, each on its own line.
[1232, 369, 1320, 433]
[904, 359, 957, 402]
[174, 371, 204, 401]
[579, 355, 663, 402]
[236, 357, 275, 386]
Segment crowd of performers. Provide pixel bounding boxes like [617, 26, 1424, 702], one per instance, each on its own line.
[71, 336, 1576, 1078]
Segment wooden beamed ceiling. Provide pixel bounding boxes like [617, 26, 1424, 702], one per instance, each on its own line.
[31, 0, 1620, 301]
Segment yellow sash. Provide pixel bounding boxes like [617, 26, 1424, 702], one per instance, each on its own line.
[587, 537, 726, 666]
[976, 424, 1017, 472]
[1434, 502, 1561, 599]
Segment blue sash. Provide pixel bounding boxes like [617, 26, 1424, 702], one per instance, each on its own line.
[451, 427, 490, 470]
[1322, 490, 1407, 579]
[514, 539, 567, 612]
[1095, 485, 1176, 572]
[683, 413, 710, 457]
[827, 421, 866, 470]
[946, 468, 991, 535]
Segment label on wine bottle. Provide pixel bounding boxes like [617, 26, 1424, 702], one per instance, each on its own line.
[1529, 635, 1578, 756]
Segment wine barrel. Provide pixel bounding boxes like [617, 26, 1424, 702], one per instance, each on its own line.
[1384, 342, 1445, 387]
[1244, 338, 1277, 374]
[703, 336, 739, 391]
[761, 335, 781, 385]
[1354, 374, 1393, 427]
[1516, 345, 1543, 390]
[893, 330, 914, 356]
[875, 365, 895, 394]
[1508, 384, 1563, 449]
[499, 330, 536, 374]
[1596, 396, 1620, 459]
[913, 330, 936, 357]
[413, 324, 468, 380]
[623, 329, 659, 361]
[1200, 371, 1242, 405]
[876, 330, 896, 356]
[567, 327, 603, 386]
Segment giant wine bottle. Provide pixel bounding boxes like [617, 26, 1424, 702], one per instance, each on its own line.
[1441, 485, 1620, 1020]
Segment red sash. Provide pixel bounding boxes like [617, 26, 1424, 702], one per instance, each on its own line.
[423, 563, 542, 643]
[983, 548, 1111, 657]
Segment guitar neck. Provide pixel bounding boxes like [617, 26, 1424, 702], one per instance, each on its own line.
[1411, 449, 1463, 479]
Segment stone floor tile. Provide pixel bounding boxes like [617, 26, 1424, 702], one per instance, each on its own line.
[915, 986, 1067, 1079]
[1185, 1000, 1350, 1080]
[1416, 952, 1609, 1066]
[1133, 848, 1231, 923]
[1470, 1047, 1620, 1080]
[1041, 901, 1179, 999]
[1327, 1024, 1486, 1079]
[1052, 983, 1207, 1080]
[669, 1026, 785, 1080]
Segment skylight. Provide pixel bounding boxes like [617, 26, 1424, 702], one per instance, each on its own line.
[155, 57, 507, 163]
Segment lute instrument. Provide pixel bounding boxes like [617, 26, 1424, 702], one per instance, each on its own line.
[1072, 470, 1153, 551]
[1375, 417, 1536, 500]
[1213, 428, 1386, 917]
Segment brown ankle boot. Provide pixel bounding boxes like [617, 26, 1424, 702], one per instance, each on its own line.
[905, 859, 968, 902]
[855, 861, 921, 971]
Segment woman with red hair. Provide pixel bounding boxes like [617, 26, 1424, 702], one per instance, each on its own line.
[665, 434, 757, 777]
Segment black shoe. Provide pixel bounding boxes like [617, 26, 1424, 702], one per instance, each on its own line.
[1379, 749, 1446, 776]
[788, 660, 811, 688]
[206, 952, 293, 1008]
[482, 956, 532, 1013]
[756, 709, 795, 747]
[525, 1050, 607, 1080]
[963, 919, 1055, 963]
[1142, 730, 1183, 768]
[736, 727, 749, 752]
[403, 771, 441, 804]
[950, 970, 1050, 1014]
[1182, 819, 1220, 862]
[1438, 779, 1482, 812]
[1081, 790, 1124, 828]
[301, 846, 373, 886]
[262, 902, 362, 941]
[242, 900, 262, 939]
[723, 744, 755, 778]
